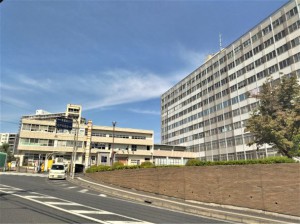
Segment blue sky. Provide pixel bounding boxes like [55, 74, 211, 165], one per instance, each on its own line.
[0, 0, 286, 143]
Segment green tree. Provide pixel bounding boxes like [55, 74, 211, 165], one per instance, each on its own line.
[0, 143, 15, 162]
[245, 73, 300, 158]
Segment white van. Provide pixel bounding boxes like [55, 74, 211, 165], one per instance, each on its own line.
[48, 164, 66, 180]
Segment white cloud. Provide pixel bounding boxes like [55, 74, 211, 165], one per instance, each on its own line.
[2, 47, 205, 113]
[16, 74, 53, 91]
[177, 44, 207, 68]
[83, 69, 176, 110]
[128, 108, 160, 115]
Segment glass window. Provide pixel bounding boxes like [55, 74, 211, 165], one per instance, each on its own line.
[48, 126, 55, 132]
[228, 153, 235, 161]
[22, 124, 31, 130]
[235, 135, 243, 145]
[237, 152, 245, 160]
[101, 156, 107, 163]
[31, 124, 39, 131]
[132, 145, 137, 151]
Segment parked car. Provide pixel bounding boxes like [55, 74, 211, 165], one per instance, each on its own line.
[48, 164, 66, 180]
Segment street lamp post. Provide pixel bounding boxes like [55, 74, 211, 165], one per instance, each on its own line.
[110, 121, 117, 166]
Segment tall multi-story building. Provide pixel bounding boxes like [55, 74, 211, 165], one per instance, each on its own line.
[0, 133, 18, 153]
[161, 0, 300, 161]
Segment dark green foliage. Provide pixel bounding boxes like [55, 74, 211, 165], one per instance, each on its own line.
[185, 159, 202, 166]
[0, 143, 14, 162]
[185, 156, 294, 166]
[112, 161, 124, 169]
[85, 157, 294, 173]
[85, 163, 182, 173]
[140, 162, 154, 168]
[246, 73, 300, 158]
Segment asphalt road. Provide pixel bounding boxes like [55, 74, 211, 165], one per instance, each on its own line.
[0, 173, 228, 223]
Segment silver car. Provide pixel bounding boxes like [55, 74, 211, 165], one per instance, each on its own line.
[48, 164, 66, 180]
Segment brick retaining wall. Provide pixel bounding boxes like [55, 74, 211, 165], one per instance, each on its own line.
[86, 163, 300, 217]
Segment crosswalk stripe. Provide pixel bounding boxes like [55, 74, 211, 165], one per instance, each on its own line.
[79, 189, 88, 193]
[0, 184, 153, 224]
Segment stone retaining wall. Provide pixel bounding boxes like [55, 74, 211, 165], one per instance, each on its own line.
[86, 163, 300, 217]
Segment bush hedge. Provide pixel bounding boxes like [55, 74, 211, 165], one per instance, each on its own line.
[85, 156, 294, 173]
[112, 161, 124, 169]
[140, 162, 155, 168]
[185, 156, 295, 166]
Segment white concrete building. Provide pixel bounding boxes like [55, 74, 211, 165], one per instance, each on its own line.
[0, 133, 18, 153]
[161, 0, 300, 161]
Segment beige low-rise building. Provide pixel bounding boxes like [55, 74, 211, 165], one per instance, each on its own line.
[17, 104, 196, 170]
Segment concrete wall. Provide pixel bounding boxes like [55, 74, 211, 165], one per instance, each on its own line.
[86, 163, 300, 217]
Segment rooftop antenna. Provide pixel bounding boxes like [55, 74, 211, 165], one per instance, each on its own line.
[219, 33, 222, 51]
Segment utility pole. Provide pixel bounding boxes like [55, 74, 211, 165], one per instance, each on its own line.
[110, 121, 117, 166]
[70, 118, 79, 179]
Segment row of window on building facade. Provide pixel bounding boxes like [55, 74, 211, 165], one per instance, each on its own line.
[161, 17, 300, 111]
[162, 25, 300, 114]
[162, 65, 300, 136]
[21, 124, 147, 140]
[161, 71, 291, 135]
[164, 101, 260, 142]
[19, 137, 148, 151]
[162, 43, 300, 129]
[91, 131, 146, 139]
[163, 69, 299, 143]
[198, 148, 277, 162]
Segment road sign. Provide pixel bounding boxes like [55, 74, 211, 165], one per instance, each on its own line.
[56, 117, 73, 130]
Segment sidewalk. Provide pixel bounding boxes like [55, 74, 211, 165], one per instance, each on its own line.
[68, 174, 300, 224]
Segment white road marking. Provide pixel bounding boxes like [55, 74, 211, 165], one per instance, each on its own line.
[0, 184, 152, 224]
[2, 191, 17, 194]
[0, 172, 47, 177]
[0, 186, 21, 194]
[108, 222, 151, 224]
[79, 189, 88, 193]
[69, 210, 113, 214]
[99, 194, 107, 197]
[67, 186, 77, 189]
[46, 202, 80, 206]
[25, 195, 56, 199]
[0, 187, 21, 191]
